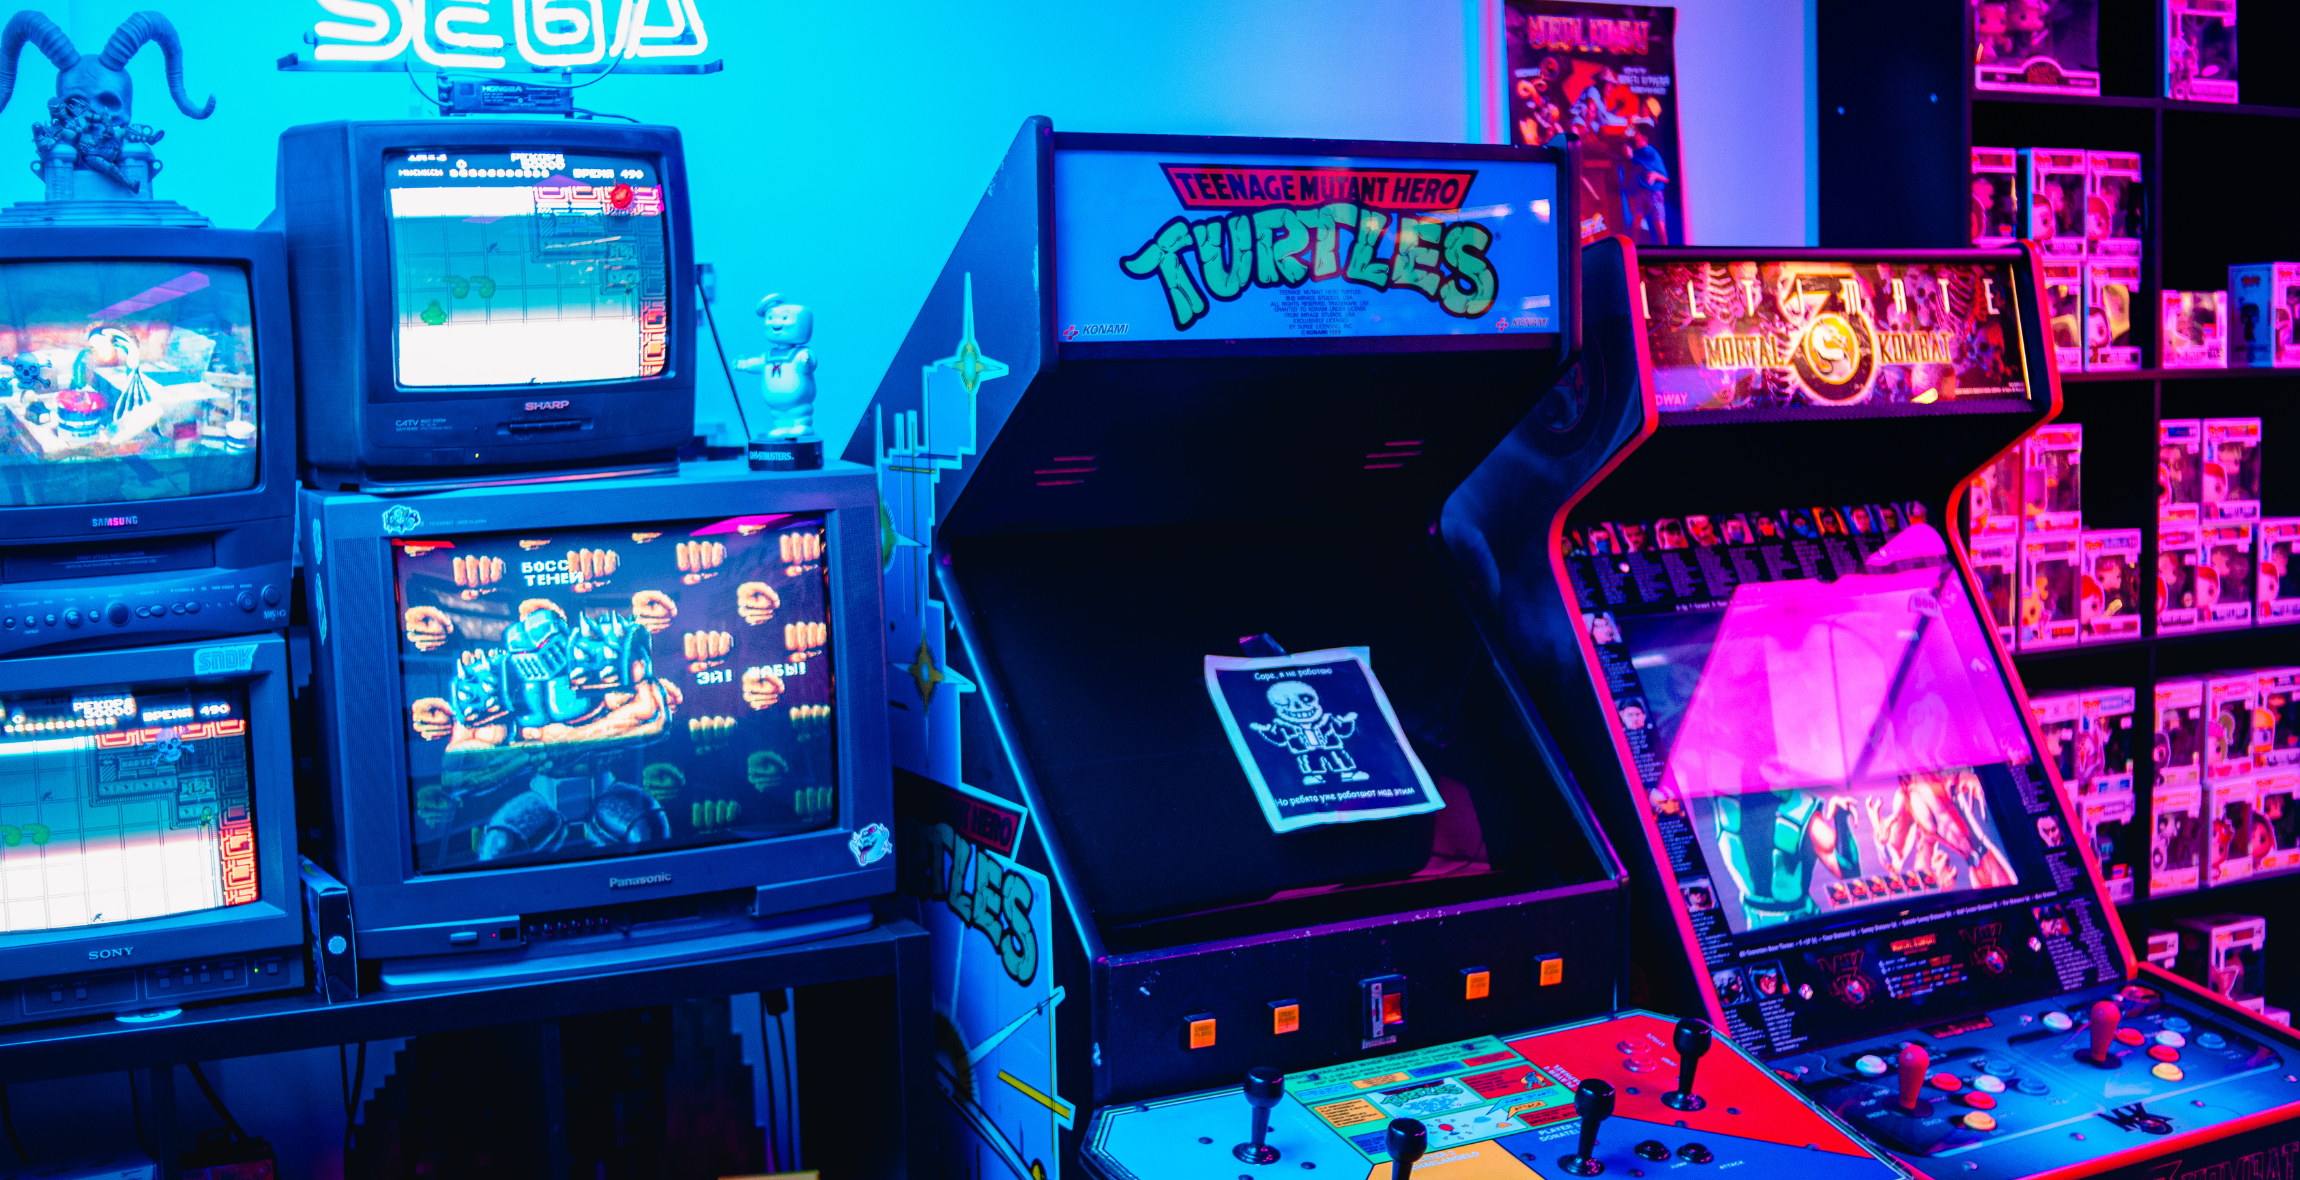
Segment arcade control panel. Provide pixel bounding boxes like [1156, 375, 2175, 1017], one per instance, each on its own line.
[1776, 980, 2300, 1180]
[1083, 1011, 1909, 1180]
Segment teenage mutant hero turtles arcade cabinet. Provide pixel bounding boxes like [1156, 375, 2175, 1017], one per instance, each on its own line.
[1444, 238, 2300, 1180]
[845, 118, 1647, 1178]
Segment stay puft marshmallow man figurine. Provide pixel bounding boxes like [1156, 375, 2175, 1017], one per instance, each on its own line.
[736, 294, 816, 438]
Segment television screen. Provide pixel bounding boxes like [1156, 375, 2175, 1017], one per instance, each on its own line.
[0, 680, 259, 932]
[392, 513, 836, 874]
[386, 148, 672, 389]
[0, 261, 259, 508]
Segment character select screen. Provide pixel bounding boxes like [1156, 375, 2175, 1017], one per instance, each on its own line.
[0, 260, 260, 508]
[394, 513, 836, 874]
[386, 147, 670, 389]
[0, 683, 258, 933]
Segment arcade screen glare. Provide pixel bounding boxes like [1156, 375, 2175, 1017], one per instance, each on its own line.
[386, 148, 671, 388]
[0, 261, 259, 507]
[393, 513, 836, 874]
[0, 682, 259, 933]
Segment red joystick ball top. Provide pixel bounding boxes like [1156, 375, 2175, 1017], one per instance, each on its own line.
[1897, 1043, 1929, 1112]
[2088, 999, 2121, 1065]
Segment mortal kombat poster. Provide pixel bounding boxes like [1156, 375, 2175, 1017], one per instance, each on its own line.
[1506, 1, 1684, 247]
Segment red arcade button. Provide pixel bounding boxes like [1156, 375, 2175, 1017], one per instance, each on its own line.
[2115, 1028, 2147, 1046]
[2149, 1045, 2181, 1063]
[1930, 1073, 1963, 1091]
[1963, 1092, 1998, 1110]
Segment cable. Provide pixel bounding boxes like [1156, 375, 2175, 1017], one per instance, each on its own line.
[186, 1062, 248, 1142]
[758, 995, 779, 1171]
[0, 1084, 25, 1164]
[129, 1072, 143, 1155]
[699, 280, 754, 440]
[402, 62, 445, 113]
[571, 108, 639, 123]
[340, 1042, 367, 1167]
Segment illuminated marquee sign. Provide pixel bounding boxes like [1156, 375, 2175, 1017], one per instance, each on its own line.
[291, 0, 717, 72]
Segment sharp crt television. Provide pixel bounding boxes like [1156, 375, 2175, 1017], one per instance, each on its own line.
[0, 636, 305, 1024]
[300, 460, 890, 988]
[276, 120, 697, 489]
[0, 229, 296, 658]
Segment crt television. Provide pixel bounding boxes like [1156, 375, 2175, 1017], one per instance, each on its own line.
[0, 636, 305, 1024]
[0, 229, 296, 658]
[300, 460, 889, 988]
[276, 120, 697, 489]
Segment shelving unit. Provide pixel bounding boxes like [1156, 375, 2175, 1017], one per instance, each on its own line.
[1818, 0, 2300, 1005]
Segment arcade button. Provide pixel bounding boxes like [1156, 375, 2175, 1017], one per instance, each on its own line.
[1962, 1092, 1997, 1110]
[2149, 1046, 2181, 1063]
[1677, 1144, 1713, 1164]
[2015, 1078, 2050, 1096]
[2115, 1028, 2147, 1046]
[1972, 1075, 2007, 1094]
[1930, 1072, 1963, 1091]
[2042, 1011, 2076, 1032]
[1635, 1141, 1670, 1161]
[2199, 1032, 2228, 1050]
[1961, 1112, 1998, 1133]
[2155, 1031, 2187, 1048]
[2154, 1063, 2186, 1082]
[2164, 1016, 2193, 1033]
[1854, 1055, 1889, 1078]
[1184, 1014, 1216, 1050]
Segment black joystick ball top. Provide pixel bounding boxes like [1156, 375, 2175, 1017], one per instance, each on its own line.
[1387, 1119, 1428, 1180]
[1664, 1018, 1713, 1112]
[1234, 1067, 1285, 1165]
[1558, 1077, 1615, 1176]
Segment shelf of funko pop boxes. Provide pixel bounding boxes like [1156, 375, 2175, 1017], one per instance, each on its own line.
[1819, 0, 2300, 1016]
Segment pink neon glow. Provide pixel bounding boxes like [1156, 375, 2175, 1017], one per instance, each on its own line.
[1662, 527, 2032, 801]
[91, 270, 210, 321]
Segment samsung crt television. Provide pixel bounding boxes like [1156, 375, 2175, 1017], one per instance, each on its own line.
[301, 460, 889, 988]
[0, 229, 296, 658]
[276, 120, 697, 490]
[0, 636, 304, 1022]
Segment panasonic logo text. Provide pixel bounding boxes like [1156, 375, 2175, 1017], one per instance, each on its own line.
[607, 873, 672, 889]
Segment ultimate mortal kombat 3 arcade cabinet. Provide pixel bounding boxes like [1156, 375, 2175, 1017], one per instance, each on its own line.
[851, 119, 1916, 1180]
[1445, 240, 2300, 1179]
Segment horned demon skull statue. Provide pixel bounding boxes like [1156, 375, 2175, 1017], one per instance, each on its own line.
[0, 11, 214, 125]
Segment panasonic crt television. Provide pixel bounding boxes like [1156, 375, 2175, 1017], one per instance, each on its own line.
[0, 636, 305, 1023]
[0, 229, 296, 658]
[300, 460, 889, 988]
[276, 120, 696, 489]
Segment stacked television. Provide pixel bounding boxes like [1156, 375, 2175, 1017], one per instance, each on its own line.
[283, 121, 892, 990]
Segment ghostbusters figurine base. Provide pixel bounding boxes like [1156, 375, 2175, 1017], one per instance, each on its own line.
[738, 293, 823, 470]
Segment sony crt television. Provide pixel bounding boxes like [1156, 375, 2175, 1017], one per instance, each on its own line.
[0, 636, 305, 1023]
[300, 460, 889, 988]
[0, 229, 296, 658]
[276, 120, 696, 489]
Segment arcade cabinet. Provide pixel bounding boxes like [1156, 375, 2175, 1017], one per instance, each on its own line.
[848, 118, 1908, 1180]
[1445, 240, 2300, 1179]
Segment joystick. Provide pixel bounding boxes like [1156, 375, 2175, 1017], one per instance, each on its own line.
[1234, 1066, 1284, 1164]
[1387, 1119, 1428, 1180]
[1557, 1077, 1615, 1176]
[1662, 1017, 1712, 1111]
[1896, 1043, 1932, 1116]
[2085, 999, 2122, 1068]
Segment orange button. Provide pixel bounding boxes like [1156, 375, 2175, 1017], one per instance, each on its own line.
[1963, 1092, 1997, 1110]
[1962, 1112, 1998, 1132]
[1187, 1015, 1217, 1050]
[1272, 1002, 1300, 1035]
[1382, 991, 1404, 1025]
[2149, 1045, 2179, 1063]
[2116, 1028, 2146, 1046]
[1930, 1073, 1963, 1091]
[1539, 956, 1564, 986]
[1464, 969, 1491, 1001]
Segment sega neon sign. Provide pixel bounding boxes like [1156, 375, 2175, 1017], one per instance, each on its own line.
[305, 0, 710, 70]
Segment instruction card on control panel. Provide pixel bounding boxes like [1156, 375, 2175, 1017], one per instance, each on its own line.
[1205, 648, 1442, 834]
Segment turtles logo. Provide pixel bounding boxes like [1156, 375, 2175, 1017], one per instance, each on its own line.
[1790, 308, 1878, 404]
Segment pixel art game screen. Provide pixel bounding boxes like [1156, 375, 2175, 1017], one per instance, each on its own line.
[386, 148, 670, 388]
[0, 261, 259, 507]
[1640, 259, 2032, 413]
[0, 682, 258, 933]
[393, 513, 836, 874]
